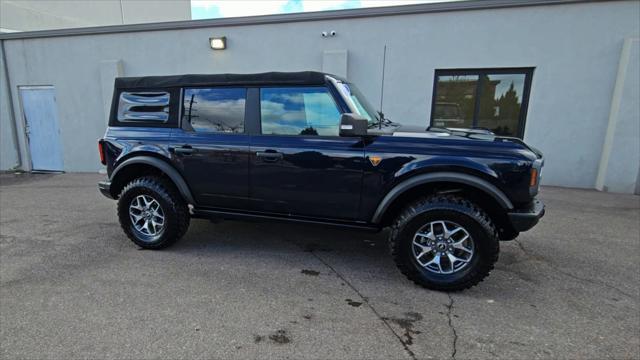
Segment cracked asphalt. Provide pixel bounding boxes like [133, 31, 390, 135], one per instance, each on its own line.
[1, 173, 639, 359]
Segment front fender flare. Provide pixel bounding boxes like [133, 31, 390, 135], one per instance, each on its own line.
[371, 172, 513, 224]
[111, 156, 196, 205]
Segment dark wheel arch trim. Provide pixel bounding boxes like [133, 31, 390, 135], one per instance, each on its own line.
[371, 172, 514, 224]
[110, 156, 196, 205]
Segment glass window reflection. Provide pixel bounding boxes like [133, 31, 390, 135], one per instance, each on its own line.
[431, 69, 532, 138]
[183, 88, 246, 133]
[476, 74, 525, 136]
[260, 87, 341, 136]
[433, 75, 478, 129]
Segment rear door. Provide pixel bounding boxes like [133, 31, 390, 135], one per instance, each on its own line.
[249, 86, 364, 220]
[171, 87, 250, 209]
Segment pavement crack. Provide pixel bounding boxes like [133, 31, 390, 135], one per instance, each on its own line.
[514, 239, 635, 299]
[446, 294, 458, 359]
[309, 250, 417, 360]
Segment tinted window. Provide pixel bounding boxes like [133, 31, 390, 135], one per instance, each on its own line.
[432, 75, 478, 129]
[476, 74, 526, 137]
[431, 69, 533, 138]
[118, 91, 170, 122]
[260, 87, 341, 136]
[183, 88, 246, 133]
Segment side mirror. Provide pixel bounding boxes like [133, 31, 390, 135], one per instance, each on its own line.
[339, 113, 368, 137]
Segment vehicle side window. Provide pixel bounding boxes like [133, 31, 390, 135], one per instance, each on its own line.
[118, 91, 170, 123]
[183, 88, 246, 133]
[260, 87, 341, 136]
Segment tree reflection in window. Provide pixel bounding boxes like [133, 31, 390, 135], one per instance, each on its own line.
[431, 69, 532, 138]
[183, 88, 246, 133]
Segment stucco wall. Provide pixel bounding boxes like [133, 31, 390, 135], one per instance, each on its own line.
[0, 44, 19, 170]
[0, 0, 190, 32]
[595, 37, 640, 194]
[1, 1, 639, 191]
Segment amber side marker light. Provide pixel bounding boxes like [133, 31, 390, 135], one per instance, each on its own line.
[98, 141, 106, 165]
[530, 168, 538, 187]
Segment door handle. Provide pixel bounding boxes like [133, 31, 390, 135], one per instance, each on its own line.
[170, 145, 195, 155]
[256, 150, 283, 162]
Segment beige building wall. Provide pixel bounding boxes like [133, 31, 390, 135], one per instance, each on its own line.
[0, 0, 191, 32]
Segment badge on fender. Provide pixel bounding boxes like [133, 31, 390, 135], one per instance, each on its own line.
[369, 156, 382, 167]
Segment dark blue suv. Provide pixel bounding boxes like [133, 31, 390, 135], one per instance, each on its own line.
[98, 71, 544, 291]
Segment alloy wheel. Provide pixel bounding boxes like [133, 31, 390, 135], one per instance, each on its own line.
[412, 220, 474, 274]
[129, 195, 165, 239]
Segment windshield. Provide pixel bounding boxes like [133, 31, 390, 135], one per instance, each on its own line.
[336, 81, 380, 125]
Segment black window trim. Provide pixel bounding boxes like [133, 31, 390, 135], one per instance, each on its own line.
[180, 85, 249, 135]
[257, 85, 344, 137]
[429, 67, 534, 139]
[109, 87, 180, 128]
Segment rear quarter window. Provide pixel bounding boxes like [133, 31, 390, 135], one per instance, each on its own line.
[118, 92, 170, 122]
[110, 88, 179, 127]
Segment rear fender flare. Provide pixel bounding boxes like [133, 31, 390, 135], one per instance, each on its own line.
[111, 156, 195, 205]
[371, 172, 513, 224]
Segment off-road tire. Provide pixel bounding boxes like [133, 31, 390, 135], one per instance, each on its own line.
[117, 176, 190, 249]
[389, 195, 499, 291]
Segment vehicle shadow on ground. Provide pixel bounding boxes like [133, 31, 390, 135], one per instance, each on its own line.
[164, 218, 530, 297]
[171, 218, 391, 260]
[163, 218, 408, 281]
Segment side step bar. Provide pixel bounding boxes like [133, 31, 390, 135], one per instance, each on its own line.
[191, 208, 381, 232]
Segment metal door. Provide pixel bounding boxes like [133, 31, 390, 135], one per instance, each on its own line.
[249, 135, 364, 220]
[19, 86, 64, 171]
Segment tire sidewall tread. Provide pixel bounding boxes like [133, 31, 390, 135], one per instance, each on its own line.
[117, 176, 190, 249]
[389, 194, 499, 292]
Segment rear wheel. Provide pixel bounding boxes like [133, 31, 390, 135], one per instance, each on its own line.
[389, 195, 499, 291]
[117, 176, 190, 249]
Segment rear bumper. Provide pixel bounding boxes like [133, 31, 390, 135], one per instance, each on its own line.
[98, 180, 114, 199]
[507, 199, 545, 232]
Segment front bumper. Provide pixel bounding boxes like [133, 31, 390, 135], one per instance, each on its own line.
[98, 180, 114, 199]
[507, 199, 545, 232]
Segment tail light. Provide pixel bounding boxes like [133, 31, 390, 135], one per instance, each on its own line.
[98, 140, 106, 165]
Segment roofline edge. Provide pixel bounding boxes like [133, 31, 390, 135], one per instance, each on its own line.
[0, 0, 607, 40]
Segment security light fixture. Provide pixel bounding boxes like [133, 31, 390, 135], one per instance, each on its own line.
[209, 36, 227, 50]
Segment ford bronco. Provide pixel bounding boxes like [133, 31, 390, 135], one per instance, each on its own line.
[98, 71, 545, 291]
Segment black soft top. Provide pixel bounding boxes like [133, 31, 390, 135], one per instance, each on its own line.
[114, 71, 341, 89]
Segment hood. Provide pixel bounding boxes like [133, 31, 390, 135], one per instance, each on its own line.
[369, 123, 495, 140]
[368, 123, 543, 159]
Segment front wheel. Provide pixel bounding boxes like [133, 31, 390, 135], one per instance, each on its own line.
[389, 195, 499, 291]
[117, 176, 190, 249]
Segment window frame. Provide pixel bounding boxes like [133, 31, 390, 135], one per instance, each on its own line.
[257, 85, 345, 137]
[109, 87, 181, 128]
[180, 86, 249, 135]
[429, 67, 534, 138]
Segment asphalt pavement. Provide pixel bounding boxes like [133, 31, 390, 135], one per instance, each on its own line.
[1, 173, 638, 359]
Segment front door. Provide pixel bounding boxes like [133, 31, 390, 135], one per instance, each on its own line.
[172, 87, 250, 209]
[19, 86, 64, 171]
[250, 86, 364, 220]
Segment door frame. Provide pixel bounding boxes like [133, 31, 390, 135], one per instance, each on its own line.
[17, 85, 64, 172]
[247, 85, 364, 220]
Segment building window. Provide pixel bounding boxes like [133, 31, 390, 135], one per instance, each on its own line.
[118, 91, 170, 123]
[183, 88, 246, 133]
[260, 87, 341, 136]
[430, 68, 533, 138]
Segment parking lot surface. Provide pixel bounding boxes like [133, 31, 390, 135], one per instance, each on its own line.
[1, 173, 638, 359]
